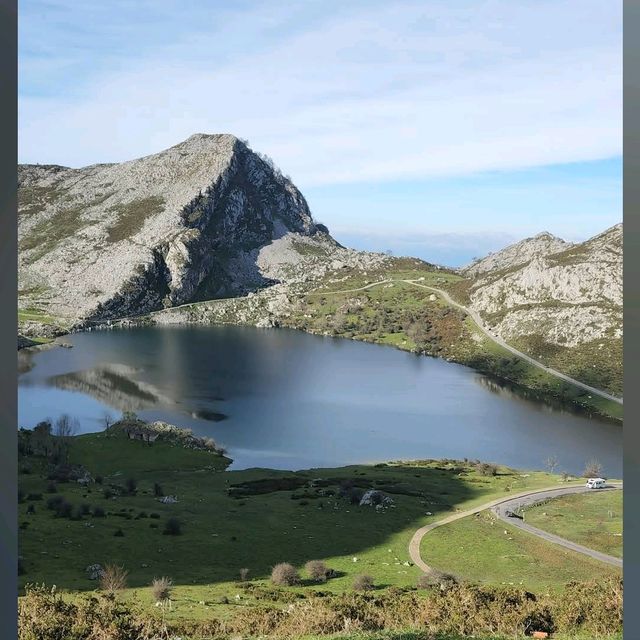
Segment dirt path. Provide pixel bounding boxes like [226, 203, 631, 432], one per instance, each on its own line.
[401, 280, 622, 405]
[310, 278, 622, 405]
[408, 483, 623, 573]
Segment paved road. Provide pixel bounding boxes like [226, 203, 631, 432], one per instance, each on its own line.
[408, 483, 623, 574]
[311, 278, 622, 405]
[490, 484, 622, 567]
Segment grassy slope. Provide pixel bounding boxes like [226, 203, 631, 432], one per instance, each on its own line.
[19, 433, 618, 625]
[422, 510, 621, 594]
[523, 491, 622, 558]
[275, 261, 622, 422]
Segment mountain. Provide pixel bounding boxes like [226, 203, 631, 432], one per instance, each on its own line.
[461, 224, 623, 395]
[463, 232, 571, 277]
[18, 134, 349, 326]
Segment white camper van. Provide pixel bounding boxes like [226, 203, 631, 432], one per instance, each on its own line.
[585, 478, 606, 489]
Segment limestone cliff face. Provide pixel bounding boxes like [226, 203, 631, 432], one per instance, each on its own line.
[464, 224, 622, 348]
[18, 134, 328, 324]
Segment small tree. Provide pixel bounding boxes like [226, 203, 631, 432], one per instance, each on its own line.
[100, 564, 128, 595]
[102, 412, 115, 431]
[151, 576, 173, 603]
[583, 458, 603, 478]
[271, 563, 299, 586]
[353, 574, 374, 592]
[54, 414, 79, 462]
[545, 455, 559, 474]
[305, 560, 331, 582]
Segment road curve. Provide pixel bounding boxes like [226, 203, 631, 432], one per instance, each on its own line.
[491, 484, 622, 567]
[408, 483, 623, 574]
[401, 280, 623, 405]
[310, 278, 622, 405]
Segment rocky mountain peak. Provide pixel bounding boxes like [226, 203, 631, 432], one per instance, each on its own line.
[18, 134, 328, 324]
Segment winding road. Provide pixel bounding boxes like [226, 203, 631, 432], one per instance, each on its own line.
[310, 278, 623, 405]
[408, 483, 623, 574]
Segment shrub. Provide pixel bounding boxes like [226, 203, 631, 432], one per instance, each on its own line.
[151, 576, 173, 603]
[26, 493, 43, 501]
[46, 495, 64, 511]
[103, 488, 114, 500]
[153, 482, 163, 497]
[417, 569, 459, 591]
[93, 506, 106, 518]
[114, 528, 124, 537]
[46, 482, 57, 493]
[26, 504, 35, 515]
[95, 475, 103, 485]
[353, 574, 374, 591]
[99, 564, 128, 595]
[163, 517, 182, 536]
[477, 462, 498, 477]
[149, 512, 160, 519]
[305, 560, 331, 582]
[57, 500, 73, 519]
[239, 568, 250, 582]
[271, 563, 299, 586]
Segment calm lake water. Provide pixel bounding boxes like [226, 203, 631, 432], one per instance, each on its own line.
[18, 325, 622, 476]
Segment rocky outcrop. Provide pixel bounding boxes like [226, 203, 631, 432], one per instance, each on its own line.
[463, 232, 571, 278]
[18, 134, 333, 325]
[464, 224, 622, 348]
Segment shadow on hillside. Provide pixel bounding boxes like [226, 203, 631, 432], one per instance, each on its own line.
[18, 448, 477, 591]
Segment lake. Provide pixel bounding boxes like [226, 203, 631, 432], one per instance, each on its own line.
[18, 325, 622, 476]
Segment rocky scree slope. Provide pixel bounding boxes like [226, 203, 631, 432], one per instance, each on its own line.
[461, 224, 623, 394]
[18, 134, 345, 327]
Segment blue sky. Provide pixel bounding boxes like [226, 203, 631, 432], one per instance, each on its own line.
[19, 0, 621, 266]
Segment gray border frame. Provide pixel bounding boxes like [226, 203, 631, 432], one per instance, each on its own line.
[0, 0, 17, 637]
[2, 3, 635, 639]
[624, 1, 639, 636]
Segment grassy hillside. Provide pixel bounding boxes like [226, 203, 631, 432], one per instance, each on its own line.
[524, 491, 622, 558]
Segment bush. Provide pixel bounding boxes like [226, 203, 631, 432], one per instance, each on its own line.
[477, 462, 498, 477]
[151, 576, 173, 602]
[305, 560, 331, 582]
[46, 495, 64, 511]
[163, 517, 182, 536]
[271, 563, 299, 586]
[95, 475, 103, 485]
[114, 528, 124, 537]
[46, 482, 57, 493]
[26, 504, 35, 515]
[153, 482, 164, 497]
[353, 574, 374, 591]
[103, 488, 114, 499]
[56, 500, 73, 519]
[239, 568, 250, 582]
[149, 512, 160, 519]
[99, 564, 128, 595]
[417, 569, 459, 591]
[93, 506, 106, 518]
[26, 493, 43, 501]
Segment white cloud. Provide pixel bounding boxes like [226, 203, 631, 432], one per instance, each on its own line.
[19, 0, 621, 189]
